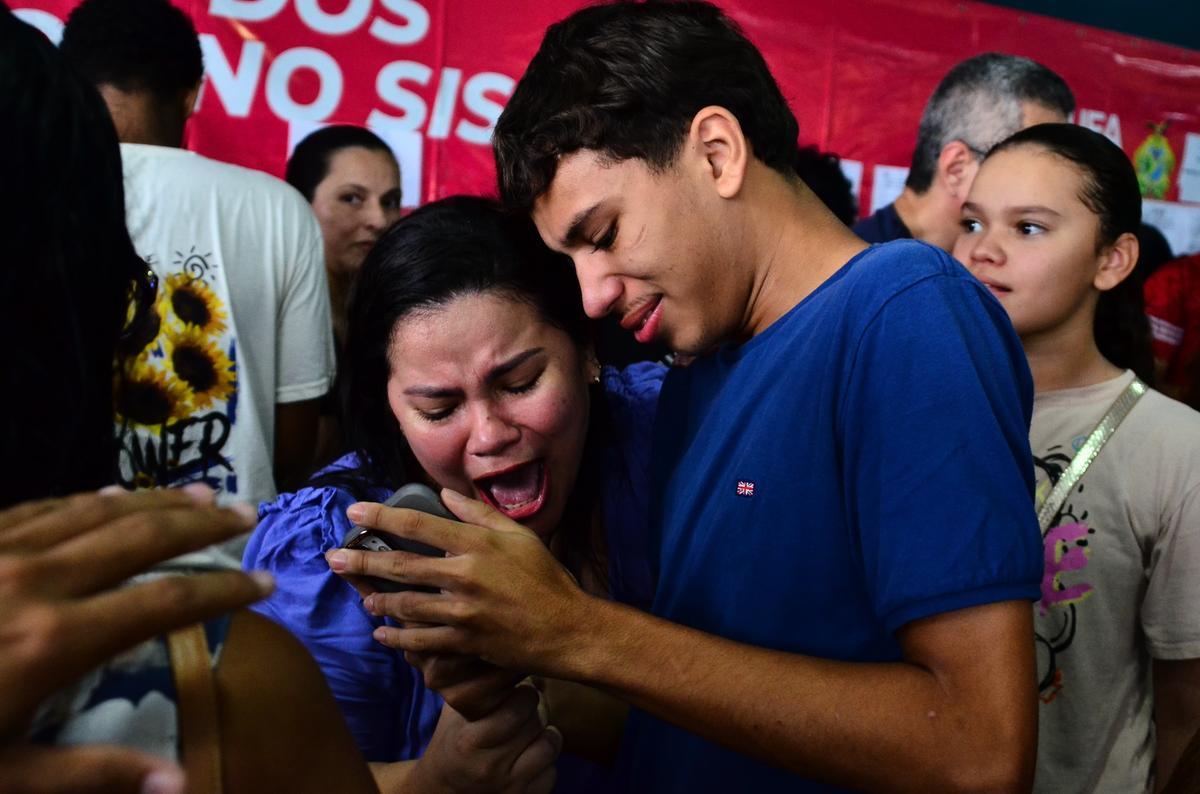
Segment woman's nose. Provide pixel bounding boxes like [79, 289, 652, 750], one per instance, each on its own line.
[363, 201, 388, 231]
[466, 406, 521, 457]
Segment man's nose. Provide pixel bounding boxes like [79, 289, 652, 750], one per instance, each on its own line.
[575, 258, 623, 319]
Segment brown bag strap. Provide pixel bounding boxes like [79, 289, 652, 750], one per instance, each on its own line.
[167, 623, 223, 794]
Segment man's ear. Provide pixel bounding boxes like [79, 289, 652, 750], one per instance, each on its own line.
[688, 106, 748, 200]
[181, 80, 202, 121]
[1094, 232, 1139, 292]
[937, 140, 980, 201]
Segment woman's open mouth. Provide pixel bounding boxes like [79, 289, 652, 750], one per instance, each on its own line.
[473, 459, 549, 521]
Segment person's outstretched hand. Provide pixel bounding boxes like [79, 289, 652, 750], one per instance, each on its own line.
[0, 485, 273, 793]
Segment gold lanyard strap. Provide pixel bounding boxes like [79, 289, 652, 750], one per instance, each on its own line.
[1037, 378, 1146, 532]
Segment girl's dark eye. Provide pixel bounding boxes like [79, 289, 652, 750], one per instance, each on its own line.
[592, 224, 617, 252]
[960, 218, 981, 233]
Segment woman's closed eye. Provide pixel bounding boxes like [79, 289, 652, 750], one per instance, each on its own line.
[504, 371, 543, 396]
[340, 192, 364, 206]
[415, 403, 457, 423]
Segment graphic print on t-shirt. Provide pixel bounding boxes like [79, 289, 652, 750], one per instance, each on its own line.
[114, 249, 239, 493]
[1033, 441, 1098, 704]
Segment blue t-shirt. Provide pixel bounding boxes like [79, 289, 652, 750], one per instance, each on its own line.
[616, 240, 1042, 792]
[852, 202, 912, 244]
[244, 364, 664, 772]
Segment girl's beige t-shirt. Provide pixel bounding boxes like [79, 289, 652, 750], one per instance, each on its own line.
[1032, 370, 1200, 794]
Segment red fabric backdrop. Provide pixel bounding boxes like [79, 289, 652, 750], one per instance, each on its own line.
[14, 0, 1200, 251]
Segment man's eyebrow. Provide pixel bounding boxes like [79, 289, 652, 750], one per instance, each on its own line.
[401, 348, 545, 398]
[560, 203, 602, 248]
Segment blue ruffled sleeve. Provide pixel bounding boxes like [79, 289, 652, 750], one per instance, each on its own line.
[243, 455, 443, 762]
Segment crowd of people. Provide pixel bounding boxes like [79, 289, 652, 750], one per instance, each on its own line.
[3, 0, 1200, 792]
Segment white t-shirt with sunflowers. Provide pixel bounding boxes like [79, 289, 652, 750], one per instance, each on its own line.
[115, 143, 334, 512]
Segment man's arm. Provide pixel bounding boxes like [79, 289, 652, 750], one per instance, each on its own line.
[274, 397, 322, 492]
[564, 598, 1034, 792]
[331, 496, 1037, 793]
[1154, 658, 1200, 791]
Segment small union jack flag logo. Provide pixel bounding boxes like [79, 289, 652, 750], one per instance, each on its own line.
[736, 480, 756, 497]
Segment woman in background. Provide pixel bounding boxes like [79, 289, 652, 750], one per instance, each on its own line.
[286, 125, 402, 342]
[287, 126, 403, 465]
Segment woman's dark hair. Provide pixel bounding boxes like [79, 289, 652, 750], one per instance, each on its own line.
[0, 9, 146, 507]
[286, 125, 397, 202]
[989, 123, 1154, 383]
[493, 1, 800, 211]
[323, 196, 604, 577]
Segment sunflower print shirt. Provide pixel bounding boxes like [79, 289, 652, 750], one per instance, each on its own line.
[115, 259, 239, 493]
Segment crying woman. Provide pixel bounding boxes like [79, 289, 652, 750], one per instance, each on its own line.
[242, 196, 664, 791]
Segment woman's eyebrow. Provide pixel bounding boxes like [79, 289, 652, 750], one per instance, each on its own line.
[401, 348, 545, 398]
[402, 384, 462, 398]
[487, 347, 545, 381]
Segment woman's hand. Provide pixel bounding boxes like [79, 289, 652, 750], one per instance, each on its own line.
[403, 651, 526, 721]
[410, 684, 561, 794]
[326, 489, 596, 678]
[0, 486, 273, 793]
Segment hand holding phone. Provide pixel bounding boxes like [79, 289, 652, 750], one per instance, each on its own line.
[340, 483, 450, 593]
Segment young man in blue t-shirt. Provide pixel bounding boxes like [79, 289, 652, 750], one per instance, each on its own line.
[328, 3, 1044, 791]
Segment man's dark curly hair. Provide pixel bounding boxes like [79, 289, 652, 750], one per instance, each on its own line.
[493, 1, 800, 212]
[60, 0, 203, 105]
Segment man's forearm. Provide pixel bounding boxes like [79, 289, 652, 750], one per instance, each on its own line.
[332, 502, 1036, 791]
[556, 597, 1036, 793]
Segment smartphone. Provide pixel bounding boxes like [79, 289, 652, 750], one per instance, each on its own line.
[340, 483, 450, 593]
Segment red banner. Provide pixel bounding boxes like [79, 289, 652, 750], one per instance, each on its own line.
[15, 0, 1200, 253]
